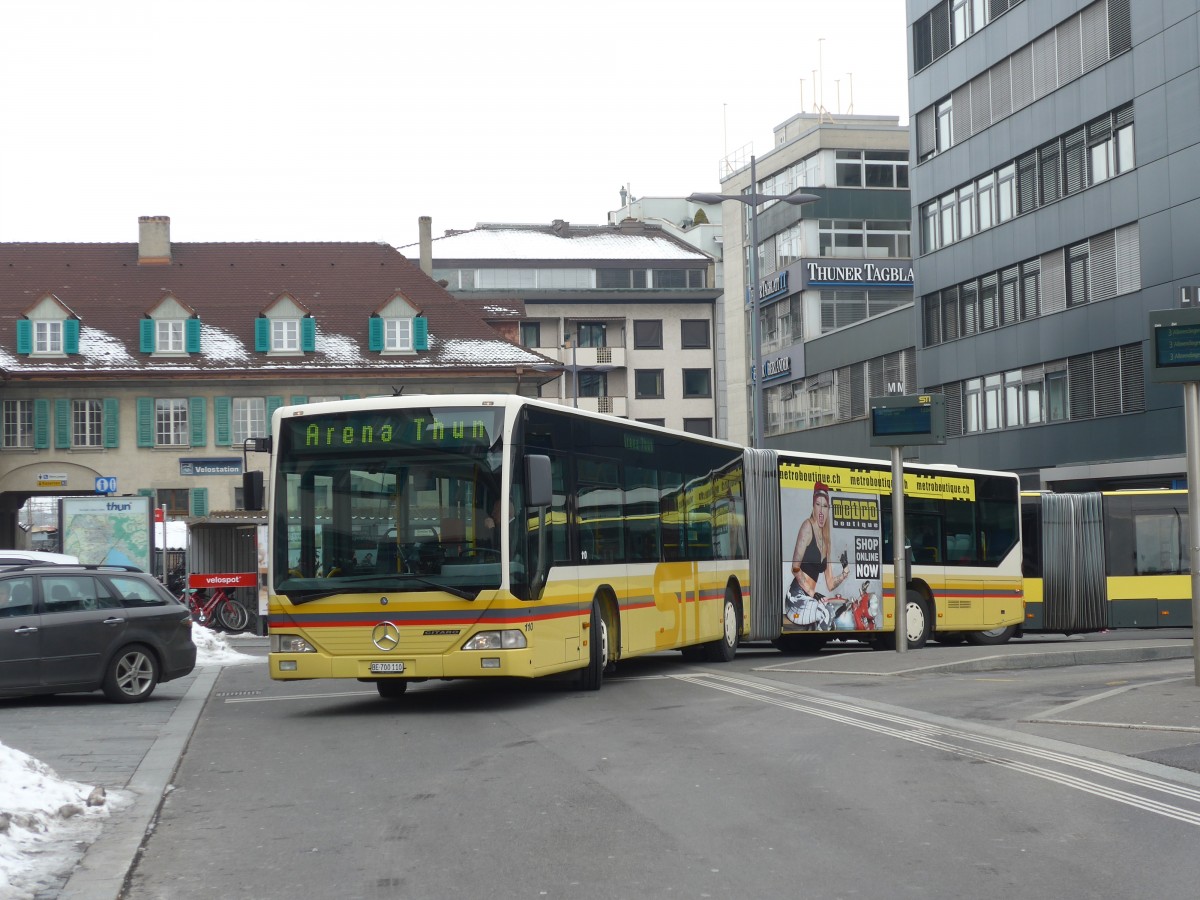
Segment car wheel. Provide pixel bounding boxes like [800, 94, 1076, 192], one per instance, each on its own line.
[102, 644, 160, 703]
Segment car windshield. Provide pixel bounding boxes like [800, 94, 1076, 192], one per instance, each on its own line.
[272, 406, 512, 599]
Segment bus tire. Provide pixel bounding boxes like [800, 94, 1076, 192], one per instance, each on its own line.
[965, 625, 1017, 646]
[773, 635, 826, 655]
[704, 590, 739, 663]
[881, 591, 931, 650]
[376, 680, 408, 699]
[933, 631, 967, 645]
[578, 598, 608, 691]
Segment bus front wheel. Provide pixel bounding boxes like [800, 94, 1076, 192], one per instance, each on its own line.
[578, 599, 609, 691]
[704, 591, 739, 662]
[878, 592, 931, 650]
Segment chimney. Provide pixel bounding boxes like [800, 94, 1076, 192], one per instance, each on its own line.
[138, 216, 171, 265]
[419, 216, 433, 276]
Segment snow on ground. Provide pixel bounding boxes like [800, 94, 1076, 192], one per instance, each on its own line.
[0, 626, 259, 897]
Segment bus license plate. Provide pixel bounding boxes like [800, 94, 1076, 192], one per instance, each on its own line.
[369, 662, 405, 674]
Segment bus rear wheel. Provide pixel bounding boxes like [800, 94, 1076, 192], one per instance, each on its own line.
[966, 625, 1016, 646]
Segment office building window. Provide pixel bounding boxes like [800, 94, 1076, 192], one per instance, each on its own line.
[634, 320, 663, 349]
[680, 320, 710, 349]
[683, 418, 713, 436]
[635, 370, 664, 399]
[682, 369, 712, 399]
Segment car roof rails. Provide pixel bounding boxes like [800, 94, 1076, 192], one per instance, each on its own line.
[0, 563, 145, 574]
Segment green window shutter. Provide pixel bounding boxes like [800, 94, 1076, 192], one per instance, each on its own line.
[413, 316, 429, 350]
[255, 318, 270, 352]
[64, 319, 80, 355]
[138, 488, 155, 498]
[301, 317, 316, 352]
[368, 317, 384, 352]
[189, 397, 206, 447]
[54, 399, 71, 449]
[266, 396, 284, 425]
[290, 395, 308, 406]
[137, 397, 155, 447]
[190, 487, 209, 517]
[16, 320, 32, 354]
[103, 398, 120, 448]
[341, 394, 359, 400]
[33, 399, 51, 449]
[139, 319, 155, 353]
[214, 397, 231, 446]
[185, 318, 202, 353]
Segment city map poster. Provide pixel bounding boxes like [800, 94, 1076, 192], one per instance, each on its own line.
[60, 495, 153, 571]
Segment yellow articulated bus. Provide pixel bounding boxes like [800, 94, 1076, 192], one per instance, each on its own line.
[263, 395, 1024, 698]
[1021, 490, 1195, 632]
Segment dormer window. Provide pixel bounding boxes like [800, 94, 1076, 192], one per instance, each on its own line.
[141, 296, 201, 356]
[15, 296, 80, 357]
[385, 318, 413, 351]
[157, 320, 185, 352]
[369, 294, 428, 355]
[34, 321, 62, 354]
[272, 318, 301, 352]
[256, 294, 315, 355]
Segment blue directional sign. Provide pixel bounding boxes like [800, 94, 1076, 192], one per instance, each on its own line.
[95, 476, 118, 494]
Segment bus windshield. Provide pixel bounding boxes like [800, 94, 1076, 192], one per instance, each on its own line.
[271, 405, 506, 600]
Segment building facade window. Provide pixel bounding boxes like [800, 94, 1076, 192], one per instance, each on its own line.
[682, 418, 713, 436]
[155, 399, 189, 447]
[72, 400, 103, 448]
[633, 320, 663, 349]
[2, 400, 33, 448]
[635, 370, 664, 399]
[682, 369, 712, 399]
[578, 372, 607, 397]
[520, 322, 541, 348]
[233, 398, 267, 446]
[576, 323, 606, 348]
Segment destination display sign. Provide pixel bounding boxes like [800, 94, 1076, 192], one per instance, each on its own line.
[280, 408, 502, 455]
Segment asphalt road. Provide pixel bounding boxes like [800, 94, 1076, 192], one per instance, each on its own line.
[113, 633, 1200, 900]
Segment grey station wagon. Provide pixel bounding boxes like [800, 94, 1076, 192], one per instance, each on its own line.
[0, 564, 196, 702]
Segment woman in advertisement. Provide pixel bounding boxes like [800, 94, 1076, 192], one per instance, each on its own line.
[784, 481, 851, 629]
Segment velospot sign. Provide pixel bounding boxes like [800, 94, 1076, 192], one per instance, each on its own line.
[189, 573, 258, 589]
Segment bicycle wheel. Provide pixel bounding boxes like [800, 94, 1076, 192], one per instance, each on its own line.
[218, 598, 250, 632]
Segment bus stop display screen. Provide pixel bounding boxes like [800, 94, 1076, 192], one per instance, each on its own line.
[871, 405, 932, 437]
[1153, 322, 1200, 368]
[280, 408, 501, 456]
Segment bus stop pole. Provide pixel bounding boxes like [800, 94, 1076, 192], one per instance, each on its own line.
[891, 446, 907, 653]
[1185, 383, 1200, 686]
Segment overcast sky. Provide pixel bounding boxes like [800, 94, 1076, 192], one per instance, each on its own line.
[0, 1, 909, 250]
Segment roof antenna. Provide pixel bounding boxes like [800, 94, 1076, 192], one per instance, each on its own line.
[392, 385, 405, 396]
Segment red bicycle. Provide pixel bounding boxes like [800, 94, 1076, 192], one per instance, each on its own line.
[182, 586, 251, 633]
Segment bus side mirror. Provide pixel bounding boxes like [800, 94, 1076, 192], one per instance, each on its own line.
[526, 455, 552, 508]
[243, 471, 265, 511]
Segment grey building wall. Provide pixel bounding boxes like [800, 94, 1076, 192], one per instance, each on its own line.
[907, 0, 1200, 488]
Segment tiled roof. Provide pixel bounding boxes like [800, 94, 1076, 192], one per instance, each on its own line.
[0, 241, 556, 375]
[400, 221, 711, 262]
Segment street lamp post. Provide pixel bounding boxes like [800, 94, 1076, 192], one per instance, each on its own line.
[690, 158, 819, 448]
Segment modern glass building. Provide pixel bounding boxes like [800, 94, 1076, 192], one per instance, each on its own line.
[910, 0, 1198, 490]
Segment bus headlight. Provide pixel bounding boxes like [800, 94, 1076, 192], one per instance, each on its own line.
[271, 634, 317, 653]
[462, 630, 528, 651]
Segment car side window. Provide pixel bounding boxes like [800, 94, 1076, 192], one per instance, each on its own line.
[108, 575, 168, 607]
[0, 576, 35, 618]
[42, 575, 122, 613]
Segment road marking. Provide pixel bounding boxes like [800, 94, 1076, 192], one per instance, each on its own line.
[677, 672, 1200, 827]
